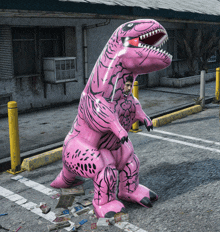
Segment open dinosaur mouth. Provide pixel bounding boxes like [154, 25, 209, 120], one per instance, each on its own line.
[122, 28, 172, 59]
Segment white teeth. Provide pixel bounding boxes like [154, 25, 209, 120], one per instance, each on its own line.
[140, 35, 143, 40]
[143, 34, 146, 39]
[155, 30, 158, 34]
[149, 32, 152, 36]
[152, 31, 155, 35]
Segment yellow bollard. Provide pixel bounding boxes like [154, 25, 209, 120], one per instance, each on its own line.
[7, 101, 24, 174]
[130, 81, 142, 133]
[215, 67, 220, 101]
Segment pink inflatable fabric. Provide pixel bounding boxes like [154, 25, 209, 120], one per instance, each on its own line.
[51, 19, 172, 218]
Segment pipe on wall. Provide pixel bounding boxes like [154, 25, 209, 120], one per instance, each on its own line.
[82, 19, 111, 84]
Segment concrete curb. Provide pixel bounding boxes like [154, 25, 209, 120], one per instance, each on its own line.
[152, 105, 203, 127]
[21, 105, 203, 171]
[21, 147, 63, 171]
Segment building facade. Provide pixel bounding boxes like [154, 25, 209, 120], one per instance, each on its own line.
[0, 1, 220, 115]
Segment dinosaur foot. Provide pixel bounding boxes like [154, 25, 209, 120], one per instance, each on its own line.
[50, 170, 80, 189]
[93, 199, 126, 219]
[118, 184, 158, 208]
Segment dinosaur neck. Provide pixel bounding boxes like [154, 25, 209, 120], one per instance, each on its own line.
[84, 55, 136, 102]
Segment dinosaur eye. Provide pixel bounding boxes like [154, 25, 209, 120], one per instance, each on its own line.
[122, 22, 140, 32]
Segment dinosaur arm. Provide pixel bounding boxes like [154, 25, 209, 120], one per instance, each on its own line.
[133, 97, 153, 131]
[80, 94, 128, 141]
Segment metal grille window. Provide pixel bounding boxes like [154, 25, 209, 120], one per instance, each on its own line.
[167, 29, 185, 60]
[12, 28, 36, 76]
[12, 27, 64, 77]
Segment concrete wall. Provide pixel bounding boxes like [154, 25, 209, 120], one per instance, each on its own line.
[0, 16, 193, 115]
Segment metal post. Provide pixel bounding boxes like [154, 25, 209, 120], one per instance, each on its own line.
[7, 101, 24, 174]
[215, 67, 220, 101]
[200, 70, 206, 108]
[130, 81, 142, 133]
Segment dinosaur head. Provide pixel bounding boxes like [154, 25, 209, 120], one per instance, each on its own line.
[110, 19, 172, 75]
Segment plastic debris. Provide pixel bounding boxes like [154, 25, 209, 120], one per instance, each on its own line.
[73, 219, 88, 231]
[40, 203, 51, 214]
[0, 225, 9, 231]
[50, 193, 61, 199]
[47, 221, 71, 231]
[80, 199, 92, 207]
[88, 209, 94, 215]
[79, 219, 88, 225]
[15, 226, 22, 232]
[52, 215, 71, 223]
[97, 218, 110, 227]
[91, 223, 97, 229]
[61, 185, 85, 196]
[55, 194, 75, 208]
[114, 212, 129, 223]
[62, 209, 69, 215]
[71, 206, 83, 214]
[73, 207, 90, 217]
[55, 208, 68, 217]
[0, 213, 8, 217]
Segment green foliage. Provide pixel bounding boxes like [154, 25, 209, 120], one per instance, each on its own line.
[177, 27, 220, 76]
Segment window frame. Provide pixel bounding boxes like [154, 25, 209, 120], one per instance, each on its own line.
[12, 26, 65, 78]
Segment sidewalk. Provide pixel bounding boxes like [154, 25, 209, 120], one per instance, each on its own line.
[0, 81, 217, 164]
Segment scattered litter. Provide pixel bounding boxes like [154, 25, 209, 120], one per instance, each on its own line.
[114, 221, 129, 230]
[72, 206, 83, 214]
[97, 218, 110, 227]
[88, 209, 94, 215]
[73, 207, 90, 217]
[11, 175, 23, 181]
[55, 194, 75, 208]
[55, 208, 66, 216]
[79, 219, 87, 226]
[114, 212, 129, 223]
[47, 221, 71, 231]
[80, 199, 92, 207]
[61, 185, 85, 196]
[50, 193, 61, 199]
[85, 189, 94, 195]
[40, 203, 51, 214]
[0, 213, 8, 216]
[0, 225, 9, 231]
[91, 223, 97, 229]
[52, 215, 71, 223]
[62, 209, 69, 215]
[73, 219, 88, 231]
[15, 226, 22, 232]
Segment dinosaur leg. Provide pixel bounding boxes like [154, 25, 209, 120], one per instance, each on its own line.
[92, 163, 126, 218]
[50, 164, 77, 188]
[117, 154, 158, 208]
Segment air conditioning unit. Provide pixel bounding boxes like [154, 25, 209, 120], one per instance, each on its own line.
[43, 57, 76, 83]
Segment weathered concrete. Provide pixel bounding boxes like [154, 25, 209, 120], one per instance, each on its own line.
[160, 72, 215, 88]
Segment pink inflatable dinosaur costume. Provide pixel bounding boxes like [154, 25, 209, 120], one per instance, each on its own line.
[51, 19, 172, 218]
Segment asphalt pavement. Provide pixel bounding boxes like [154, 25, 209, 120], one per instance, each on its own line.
[0, 80, 217, 165]
[0, 96, 219, 232]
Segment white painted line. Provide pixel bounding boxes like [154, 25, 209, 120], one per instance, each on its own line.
[11, 175, 58, 196]
[0, 186, 74, 231]
[138, 132, 220, 153]
[9, 176, 147, 232]
[153, 129, 220, 146]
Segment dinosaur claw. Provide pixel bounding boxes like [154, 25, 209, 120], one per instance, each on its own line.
[140, 197, 153, 208]
[121, 136, 128, 144]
